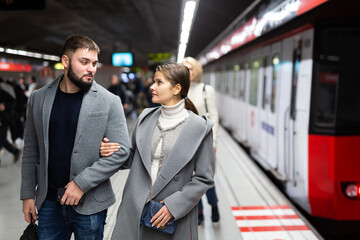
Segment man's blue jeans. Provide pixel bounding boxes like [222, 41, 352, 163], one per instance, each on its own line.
[38, 200, 107, 240]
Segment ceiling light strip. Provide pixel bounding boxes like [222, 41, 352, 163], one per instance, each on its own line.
[0, 47, 60, 62]
[177, 0, 198, 63]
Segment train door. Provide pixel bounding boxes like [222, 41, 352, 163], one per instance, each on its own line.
[277, 37, 293, 179]
[215, 70, 224, 117]
[248, 52, 261, 154]
[288, 30, 314, 207]
[283, 37, 302, 185]
[285, 29, 313, 188]
[232, 64, 243, 142]
[236, 61, 248, 144]
[221, 68, 232, 128]
[267, 43, 281, 169]
[229, 64, 239, 134]
[259, 46, 270, 164]
[243, 62, 251, 145]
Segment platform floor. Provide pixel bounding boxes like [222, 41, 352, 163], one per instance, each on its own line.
[0, 119, 322, 240]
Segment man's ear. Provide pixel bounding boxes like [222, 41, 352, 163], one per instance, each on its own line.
[62, 55, 69, 68]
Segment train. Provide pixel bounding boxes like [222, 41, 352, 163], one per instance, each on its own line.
[199, 0, 360, 222]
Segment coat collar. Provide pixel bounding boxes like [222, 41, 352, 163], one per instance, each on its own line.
[135, 108, 212, 200]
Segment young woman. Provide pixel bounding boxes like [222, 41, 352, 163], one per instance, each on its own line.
[100, 62, 215, 239]
[182, 57, 220, 225]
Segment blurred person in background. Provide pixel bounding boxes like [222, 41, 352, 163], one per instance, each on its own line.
[183, 56, 220, 225]
[13, 76, 28, 143]
[25, 75, 37, 98]
[0, 88, 20, 163]
[108, 74, 129, 110]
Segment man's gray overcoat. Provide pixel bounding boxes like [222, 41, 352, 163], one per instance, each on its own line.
[20, 75, 130, 215]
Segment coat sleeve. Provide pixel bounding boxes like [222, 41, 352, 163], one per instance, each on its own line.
[121, 117, 138, 169]
[21, 92, 40, 199]
[163, 128, 215, 220]
[74, 96, 131, 193]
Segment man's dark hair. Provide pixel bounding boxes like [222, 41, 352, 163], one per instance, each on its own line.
[62, 34, 100, 57]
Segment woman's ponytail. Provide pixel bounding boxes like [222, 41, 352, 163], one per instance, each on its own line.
[184, 97, 198, 115]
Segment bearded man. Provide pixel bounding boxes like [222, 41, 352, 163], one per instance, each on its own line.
[21, 34, 130, 240]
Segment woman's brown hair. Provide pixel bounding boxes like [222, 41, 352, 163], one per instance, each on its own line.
[156, 62, 198, 115]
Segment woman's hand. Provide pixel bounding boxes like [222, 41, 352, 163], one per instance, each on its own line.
[150, 201, 173, 228]
[100, 137, 120, 157]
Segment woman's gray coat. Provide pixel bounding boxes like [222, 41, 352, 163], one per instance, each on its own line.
[111, 107, 215, 240]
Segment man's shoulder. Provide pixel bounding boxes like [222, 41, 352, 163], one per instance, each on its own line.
[30, 80, 56, 97]
[93, 82, 117, 99]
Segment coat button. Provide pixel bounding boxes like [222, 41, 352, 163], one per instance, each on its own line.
[174, 175, 179, 181]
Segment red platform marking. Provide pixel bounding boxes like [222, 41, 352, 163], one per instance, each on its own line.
[235, 215, 299, 220]
[232, 205, 291, 210]
[240, 225, 309, 232]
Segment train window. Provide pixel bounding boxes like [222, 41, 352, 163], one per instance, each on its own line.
[314, 64, 337, 126]
[271, 54, 280, 113]
[215, 71, 221, 92]
[250, 59, 260, 106]
[221, 69, 227, 94]
[233, 65, 240, 98]
[243, 63, 249, 102]
[290, 40, 302, 120]
[312, 27, 360, 135]
[238, 64, 244, 100]
[203, 72, 210, 85]
[262, 56, 268, 109]
[225, 70, 230, 95]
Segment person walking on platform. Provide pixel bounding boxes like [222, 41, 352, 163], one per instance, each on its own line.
[100, 62, 215, 239]
[182, 57, 220, 225]
[20, 34, 130, 240]
[108, 74, 129, 111]
[0, 89, 20, 163]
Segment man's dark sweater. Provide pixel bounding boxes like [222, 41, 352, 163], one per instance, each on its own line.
[46, 86, 83, 201]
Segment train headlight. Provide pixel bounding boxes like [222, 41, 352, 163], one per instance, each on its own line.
[341, 182, 360, 200]
[345, 184, 358, 198]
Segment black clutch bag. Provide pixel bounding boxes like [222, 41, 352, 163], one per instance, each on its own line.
[141, 200, 177, 235]
[20, 215, 38, 240]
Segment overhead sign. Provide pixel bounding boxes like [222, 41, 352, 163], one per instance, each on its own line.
[40, 66, 51, 77]
[0, 62, 32, 72]
[148, 53, 172, 63]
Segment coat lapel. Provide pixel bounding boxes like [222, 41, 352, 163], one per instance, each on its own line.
[136, 108, 161, 177]
[42, 76, 61, 163]
[151, 113, 208, 199]
[74, 81, 98, 145]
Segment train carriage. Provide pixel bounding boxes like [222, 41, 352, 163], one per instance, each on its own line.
[200, 0, 360, 222]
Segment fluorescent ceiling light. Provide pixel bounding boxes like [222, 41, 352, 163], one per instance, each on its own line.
[0, 46, 60, 61]
[177, 0, 198, 63]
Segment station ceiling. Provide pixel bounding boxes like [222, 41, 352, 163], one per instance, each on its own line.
[0, 0, 253, 67]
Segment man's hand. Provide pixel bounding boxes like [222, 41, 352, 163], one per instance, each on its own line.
[61, 181, 84, 206]
[22, 199, 38, 223]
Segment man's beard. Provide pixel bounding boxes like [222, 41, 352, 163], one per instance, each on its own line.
[67, 61, 93, 92]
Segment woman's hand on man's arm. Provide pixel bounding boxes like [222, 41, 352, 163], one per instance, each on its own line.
[100, 137, 120, 157]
